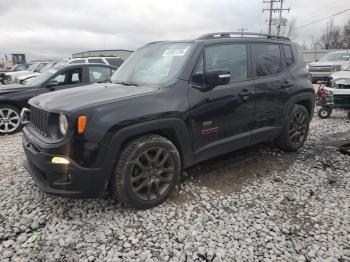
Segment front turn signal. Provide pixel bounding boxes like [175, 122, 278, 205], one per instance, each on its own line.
[77, 115, 87, 134]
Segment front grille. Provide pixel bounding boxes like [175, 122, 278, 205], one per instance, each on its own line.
[30, 107, 49, 137]
[308, 66, 332, 72]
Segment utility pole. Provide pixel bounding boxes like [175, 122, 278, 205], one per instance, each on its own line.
[237, 27, 248, 37]
[262, 0, 290, 35]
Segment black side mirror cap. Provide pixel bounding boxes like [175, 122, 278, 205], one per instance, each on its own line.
[46, 79, 58, 89]
[205, 69, 231, 89]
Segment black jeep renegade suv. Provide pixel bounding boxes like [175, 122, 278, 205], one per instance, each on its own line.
[23, 32, 315, 209]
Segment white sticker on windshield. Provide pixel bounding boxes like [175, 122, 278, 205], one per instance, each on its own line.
[162, 46, 190, 57]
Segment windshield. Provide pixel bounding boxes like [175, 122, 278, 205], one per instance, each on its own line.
[111, 42, 193, 86]
[318, 52, 350, 62]
[24, 68, 58, 85]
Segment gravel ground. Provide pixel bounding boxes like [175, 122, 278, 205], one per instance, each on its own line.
[0, 111, 349, 262]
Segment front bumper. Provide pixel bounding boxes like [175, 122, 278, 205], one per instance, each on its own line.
[22, 127, 113, 198]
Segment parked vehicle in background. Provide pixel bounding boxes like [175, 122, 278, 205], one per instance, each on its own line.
[16, 61, 59, 84]
[67, 56, 124, 67]
[3, 62, 49, 84]
[0, 63, 116, 134]
[22, 32, 314, 209]
[0, 64, 31, 84]
[316, 79, 350, 119]
[328, 64, 350, 83]
[307, 51, 350, 83]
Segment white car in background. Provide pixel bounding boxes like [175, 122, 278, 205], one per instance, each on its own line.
[329, 64, 350, 82]
[4, 62, 49, 84]
[307, 51, 350, 83]
[16, 61, 59, 84]
[67, 56, 124, 67]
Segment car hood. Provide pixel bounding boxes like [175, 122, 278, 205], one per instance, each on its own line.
[29, 83, 160, 112]
[18, 72, 40, 80]
[330, 70, 350, 80]
[308, 61, 349, 67]
[0, 84, 35, 94]
[5, 70, 31, 77]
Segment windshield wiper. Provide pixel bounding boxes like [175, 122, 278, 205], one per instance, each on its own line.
[114, 81, 139, 86]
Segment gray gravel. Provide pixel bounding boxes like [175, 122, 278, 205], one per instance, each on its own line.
[0, 111, 349, 262]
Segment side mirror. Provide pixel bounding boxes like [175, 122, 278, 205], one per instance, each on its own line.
[314, 59, 319, 62]
[205, 69, 231, 89]
[46, 79, 58, 89]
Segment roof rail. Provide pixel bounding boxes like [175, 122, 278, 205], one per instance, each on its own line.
[197, 32, 290, 41]
[146, 40, 166, 45]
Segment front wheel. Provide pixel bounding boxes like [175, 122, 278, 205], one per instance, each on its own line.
[276, 104, 310, 152]
[318, 107, 332, 119]
[111, 134, 181, 209]
[0, 105, 21, 135]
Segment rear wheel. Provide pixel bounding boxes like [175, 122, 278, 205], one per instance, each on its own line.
[276, 104, 310, 152]
[318, 107, 332, 119]
[111, 134, 181, 209]
[0, 105, 21, 135]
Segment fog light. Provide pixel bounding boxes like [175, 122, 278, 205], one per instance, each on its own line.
[52, 157, 69, 164]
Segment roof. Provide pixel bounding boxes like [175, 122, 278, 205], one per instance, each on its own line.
[72, 49, 133, 56]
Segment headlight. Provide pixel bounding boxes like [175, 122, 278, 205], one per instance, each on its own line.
[59, 113, 68, 136]
[306, 65, 309, 70]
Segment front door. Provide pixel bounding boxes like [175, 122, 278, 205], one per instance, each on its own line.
[37, 67, 86, 95]
[188, 43, 256, 162]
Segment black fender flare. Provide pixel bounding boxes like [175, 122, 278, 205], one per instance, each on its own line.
[284, 92, 315, 121]
[103, 118, 194, 169]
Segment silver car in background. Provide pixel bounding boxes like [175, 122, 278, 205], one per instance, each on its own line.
[307, 51, 350, 83]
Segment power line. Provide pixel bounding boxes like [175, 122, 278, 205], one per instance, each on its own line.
[262, 0, 290, 34]
[296, 8, 350, 30]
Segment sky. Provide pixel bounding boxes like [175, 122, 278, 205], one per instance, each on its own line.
[0, 0, 349, 61]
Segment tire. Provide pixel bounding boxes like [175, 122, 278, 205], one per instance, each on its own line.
[276, 104, 310, 152]
[0, 104, 21, 135]
[318, 107, 332, 119]
[111, 134, 181, 209]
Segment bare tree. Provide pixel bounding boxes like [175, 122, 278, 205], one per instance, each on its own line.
[343, 19, 350, 49]
[320, 19, 342, 49]
[285, 17, 297, 40]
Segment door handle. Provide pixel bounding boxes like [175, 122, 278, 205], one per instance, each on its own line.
[239, 90, 255, 100]
[281, 80, 294, 88]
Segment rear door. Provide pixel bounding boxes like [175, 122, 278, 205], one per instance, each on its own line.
[188, 43, 256, 161]
[250, 43, 294, 143]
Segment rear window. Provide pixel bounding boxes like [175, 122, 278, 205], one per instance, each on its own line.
[106, 58, 124, 67]
[87, 58, 105, 64]
[254, 44, 283, 77]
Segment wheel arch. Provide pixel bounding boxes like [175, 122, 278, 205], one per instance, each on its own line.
[287, 92, 315, 120]
[103, 118, 194, 171]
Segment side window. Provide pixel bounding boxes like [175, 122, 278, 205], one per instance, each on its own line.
[53, 68, 82, 86]
[106, 58, 124, 67]
[87, 58, 105, 64]
[254, 44, 283, 77]
[283, 45, 294, 67]
[88, 66, 112, 83]
[69, 59, 85, 64]
[205, 44, 248, 81]
[53, 73, 66, 84]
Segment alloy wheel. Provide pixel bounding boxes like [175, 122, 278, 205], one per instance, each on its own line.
[130, 147, 175, 201]
[0, 108, 20, 134]
[288, 110, 308, 145]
